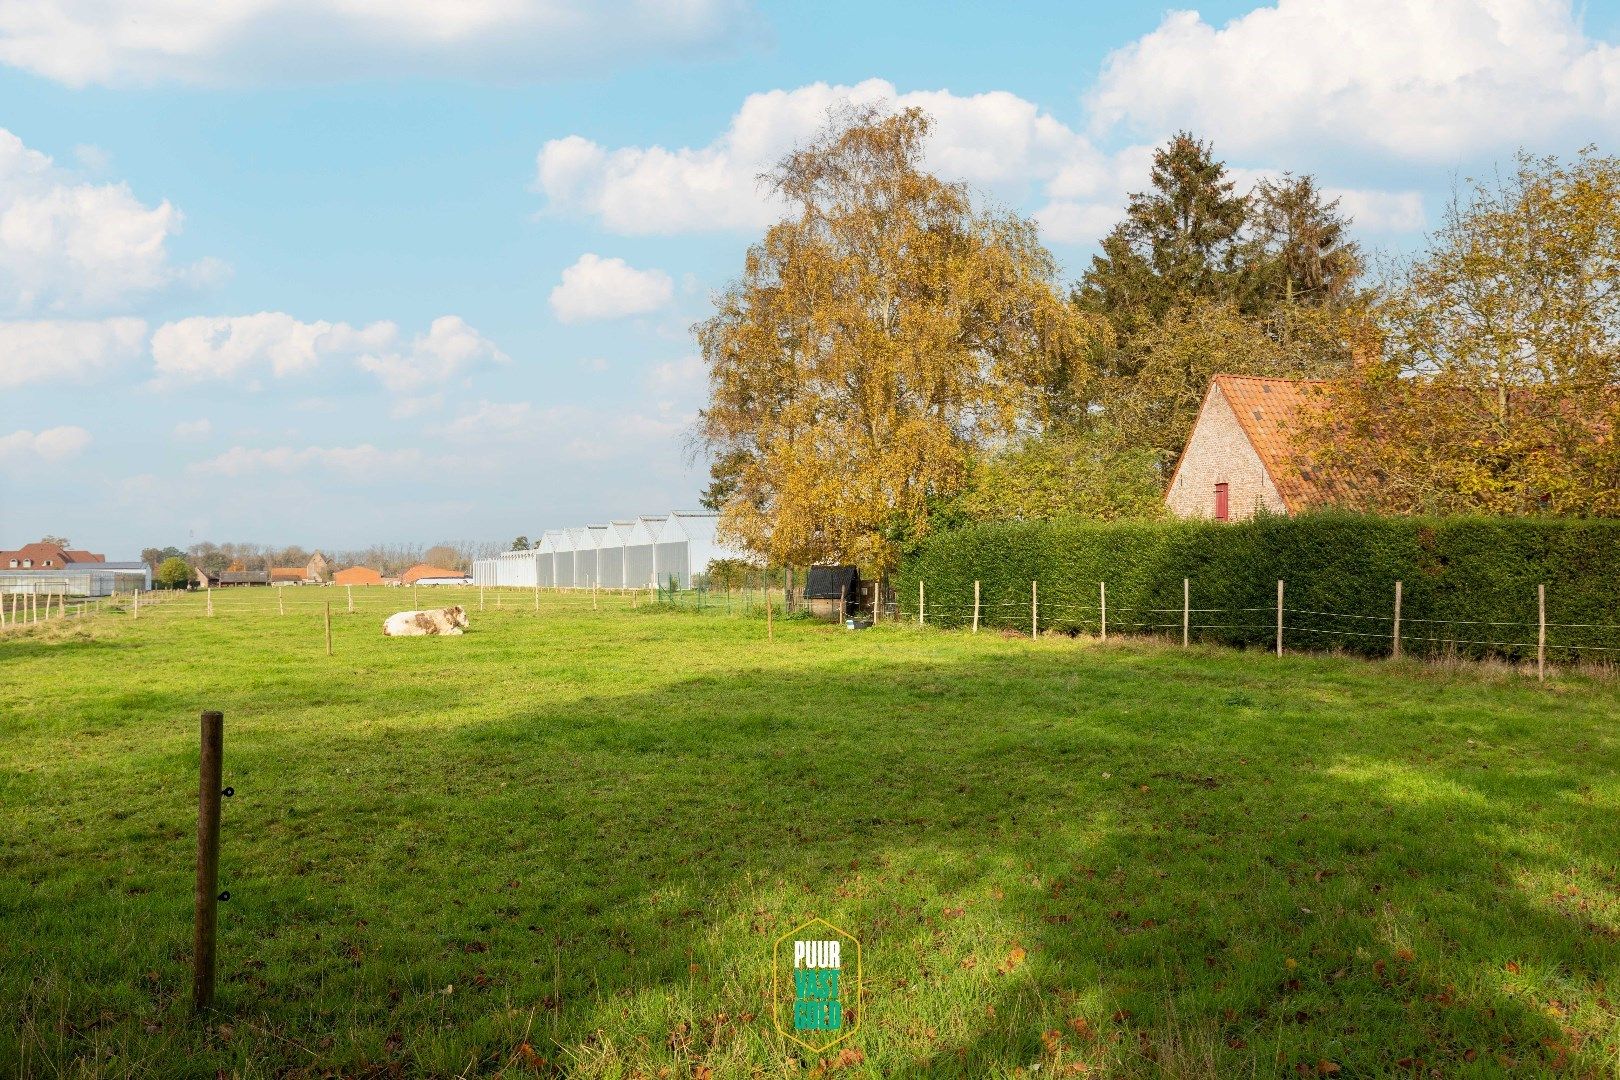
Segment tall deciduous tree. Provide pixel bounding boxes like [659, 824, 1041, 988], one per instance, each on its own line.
[1313, 149, 1620, 515]
[697, 105, 1100, 573]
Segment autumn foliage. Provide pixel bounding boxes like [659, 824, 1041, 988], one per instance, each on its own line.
[697, 106, 1100, 574]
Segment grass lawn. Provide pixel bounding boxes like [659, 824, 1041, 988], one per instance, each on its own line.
[3, 586, 1619, 1078]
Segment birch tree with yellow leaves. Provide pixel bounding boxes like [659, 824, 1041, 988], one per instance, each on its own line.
[696, 105, 1101, 574]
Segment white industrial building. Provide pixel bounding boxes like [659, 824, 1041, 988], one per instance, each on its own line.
[473, 510, 747, 590]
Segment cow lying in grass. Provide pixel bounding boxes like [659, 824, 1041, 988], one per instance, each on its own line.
[382, 605, 469, 636]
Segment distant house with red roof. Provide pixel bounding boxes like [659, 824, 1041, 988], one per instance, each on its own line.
[401, 563, 470, 585]
[2, 541, 105, 569]
[1166, 375, 1360, 521]
[333, 566, 383, 586]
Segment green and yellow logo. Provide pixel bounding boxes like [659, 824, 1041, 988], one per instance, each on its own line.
[772, 918, 862, 1054]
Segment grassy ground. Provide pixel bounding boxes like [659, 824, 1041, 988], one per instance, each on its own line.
[3, 586, 1619, 1078]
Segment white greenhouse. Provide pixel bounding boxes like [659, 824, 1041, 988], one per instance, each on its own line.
[473, 510, 747, 590]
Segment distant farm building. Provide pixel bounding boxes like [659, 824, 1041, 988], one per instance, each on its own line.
[3, 541, 105, 569]
[473, 510, 747, 590]
[333, 566, 383, 586]
[402, 564, 470, 585]
[1167, 375, 1358, 522]
[269, 553, 331, 585]
[0, 540, 149, 596]
[218, 570, 271, 586]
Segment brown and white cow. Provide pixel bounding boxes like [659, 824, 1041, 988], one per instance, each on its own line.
[382, 605, 469, 636]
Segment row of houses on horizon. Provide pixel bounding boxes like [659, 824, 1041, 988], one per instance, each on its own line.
[193, 551, 470, 588]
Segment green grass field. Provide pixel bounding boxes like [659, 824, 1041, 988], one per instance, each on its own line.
[4, 586, 1619, 1078]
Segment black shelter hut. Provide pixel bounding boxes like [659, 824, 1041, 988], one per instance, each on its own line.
[803, 565, 860, 621]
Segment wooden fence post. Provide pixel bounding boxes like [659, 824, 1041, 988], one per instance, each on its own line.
[767, 587, 775, 643]
[278, 588, 284, 616]
[192, 710, 224, 1013]
[1031, 580, 1038, 639]
[1182, 577, 1190, 648]
[206, 587, 214, 617]
[133, 589, 139, 619]
[347, 584, 354, 614]
[480, 585, 485, 611]
[872, 579, 879, 625]
[918, 581, 925, 627]
[1392, 580, 1403, 660]
[534, 583, 539, 612]
[1100, 581, 1107, 643]
[1538, 583, 1546, 682]
[972, 580, 980, 634]
[413, 583, 418, 608]
[324, 602, 332, 656]
[1276, 579, 1285, 658]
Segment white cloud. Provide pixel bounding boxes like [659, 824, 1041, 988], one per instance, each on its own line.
[151, 312, 379, 381]
[189, 443, 423, 481]
[445, 400, 533, 439]
[355, 315, 509, 393]
[0, 424, 91, 464]
[172, 418, 212, 440]
[0, 129, 213, 314]
[0, 0, 759, 87]
[149, 311, 506, 392]
[646, 355, 704, 397]
[0, 317, 147, 388]
[1327, 188, 1427, 234]
[535, 78, 1115, 236]
[549, 253, 674, 322]
[532, 79, 1426, 250]
[1087, 0, 1620, 161]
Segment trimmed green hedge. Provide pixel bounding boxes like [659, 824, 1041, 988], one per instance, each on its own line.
[895, 513, 1620, 661]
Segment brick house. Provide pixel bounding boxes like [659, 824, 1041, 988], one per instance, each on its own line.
[2, 542, 105, 570]
[1166, 375, 1355, 521]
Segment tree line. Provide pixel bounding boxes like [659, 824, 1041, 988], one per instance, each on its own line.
[141, 539, 504, 583]
[696, 105, 1620, 574]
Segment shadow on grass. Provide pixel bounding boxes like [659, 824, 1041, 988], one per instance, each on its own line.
[7, 634, 1620, 1077]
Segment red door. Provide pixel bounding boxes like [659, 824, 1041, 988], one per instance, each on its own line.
[1214, 482, 1230, 521]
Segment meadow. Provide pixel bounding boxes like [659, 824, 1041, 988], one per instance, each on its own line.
[3, 585, 1619, 1078]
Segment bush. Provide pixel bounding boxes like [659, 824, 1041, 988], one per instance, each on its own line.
[155, 556, 193, 590]
[895, 512, 1620, 661]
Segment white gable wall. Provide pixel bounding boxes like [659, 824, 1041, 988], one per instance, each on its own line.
[1166, 383, 1288, 521]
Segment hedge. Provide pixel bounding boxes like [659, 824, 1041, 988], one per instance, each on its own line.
[894, 512, 1620, 661]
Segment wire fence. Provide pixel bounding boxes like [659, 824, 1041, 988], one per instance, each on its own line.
[6, 577, 1614, 681]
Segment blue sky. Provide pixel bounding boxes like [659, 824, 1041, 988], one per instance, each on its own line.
[3, 0, 1620, 556]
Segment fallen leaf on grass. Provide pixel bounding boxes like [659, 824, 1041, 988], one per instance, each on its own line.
[1068, 1017, 1094, 1040]
[998, 946, 1027, 974]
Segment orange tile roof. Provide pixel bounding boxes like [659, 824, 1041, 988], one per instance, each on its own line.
[1205, 375, 1364, 512]
[269, 567, 307, 581]
[401, 564, 467, 583]
[0, 542, 103, 566]
[333, 566, 383, 586]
